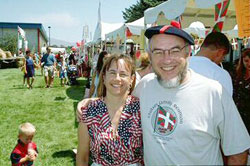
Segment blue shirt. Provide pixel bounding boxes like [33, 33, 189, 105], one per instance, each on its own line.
[41, 53, 56, 66]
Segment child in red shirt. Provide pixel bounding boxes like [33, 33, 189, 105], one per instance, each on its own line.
[10, 122, 38, 166]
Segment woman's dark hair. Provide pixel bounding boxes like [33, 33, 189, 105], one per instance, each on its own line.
[96, 51, 108, 74]
[236, 48, 250, 81]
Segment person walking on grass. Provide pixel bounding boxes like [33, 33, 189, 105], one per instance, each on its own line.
[58, 55, 67, 87]
[41, 47, 56, 88]
[23, 50, 35, 89]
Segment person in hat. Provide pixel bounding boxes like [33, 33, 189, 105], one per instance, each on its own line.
[133, 21, 250, 165]
[77, 21, 250, 165]
[189, 32, 233, 96]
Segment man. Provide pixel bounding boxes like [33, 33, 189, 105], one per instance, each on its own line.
[189, 32, 233, 96]
[41, 47, 56, 88]
[133, 21, 250, 165]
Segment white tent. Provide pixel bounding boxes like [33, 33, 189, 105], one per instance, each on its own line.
[92, 21, 123, 44]
[144, 0, 222, 24]
[144, 0, 235, 30]
[225, 25, 238, 38]
[41, 47, 66, 54]
[184, 21, 206, 38]
[105, 17, 145, 42]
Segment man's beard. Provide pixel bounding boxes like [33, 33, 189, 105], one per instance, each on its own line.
[156, 61, 188, 89]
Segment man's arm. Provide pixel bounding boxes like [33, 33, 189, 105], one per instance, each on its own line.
[227, 150, 248, 165]
[76, 98, 97, 122]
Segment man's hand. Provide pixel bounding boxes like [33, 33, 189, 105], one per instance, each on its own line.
[76, 98, 98, 122]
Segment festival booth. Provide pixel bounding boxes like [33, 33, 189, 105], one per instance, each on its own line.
[105, 17, 145, 53]
[144, 0, 236, 30]
[92, 21, 123, 49]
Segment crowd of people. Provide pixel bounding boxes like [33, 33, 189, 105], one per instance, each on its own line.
[11, 20, 250, 165]
[20, 47, 84, 89]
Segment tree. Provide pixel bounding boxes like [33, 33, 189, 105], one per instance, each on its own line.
[122, 0, 167, 23]
[0, 34, 17, 55]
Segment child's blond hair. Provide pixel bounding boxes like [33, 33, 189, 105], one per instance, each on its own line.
[19, 122, 36, 135]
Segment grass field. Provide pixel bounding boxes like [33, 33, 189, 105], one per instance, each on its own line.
[0, 68, 87, 165]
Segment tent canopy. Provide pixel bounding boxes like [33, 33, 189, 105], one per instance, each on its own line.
[105, 17, 145, 41]
[144, 0, 235, 30]
[92, 21, 123, 43]
[183, 21, 206, 38]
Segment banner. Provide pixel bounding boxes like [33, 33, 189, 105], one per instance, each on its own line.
[234, 0, 250, 37]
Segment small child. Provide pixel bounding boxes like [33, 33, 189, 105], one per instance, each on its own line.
[58, 55, 67, 86]
[10, 122, 38, 166]
[24, 50, 35, 89]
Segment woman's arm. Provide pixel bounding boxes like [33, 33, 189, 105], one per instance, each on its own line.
[76, 122, 90, 166]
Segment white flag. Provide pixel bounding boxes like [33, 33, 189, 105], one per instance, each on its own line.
[24, 40, 28, 51]
[93, 1, 102, 43]
[18, 26, 26, 39]
[18, 39, 22, 49]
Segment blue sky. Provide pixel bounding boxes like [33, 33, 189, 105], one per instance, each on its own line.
[0, 0, 138, 43]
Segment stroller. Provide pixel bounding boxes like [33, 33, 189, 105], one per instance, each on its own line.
[67, 65, 78, 85]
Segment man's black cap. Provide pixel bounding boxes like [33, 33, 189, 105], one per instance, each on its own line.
[145, 21, 194, 45]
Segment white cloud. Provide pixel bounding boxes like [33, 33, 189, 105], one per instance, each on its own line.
[24, 12, 83, 42]
[26, 12, 82, 28]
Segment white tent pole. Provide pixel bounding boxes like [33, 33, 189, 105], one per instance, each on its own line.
[144, 17, 147, 51]
[17, 27, 19, 56]
[124, 28, 127, 53]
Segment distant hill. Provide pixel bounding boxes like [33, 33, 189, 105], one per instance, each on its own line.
[50, 38, 75, 47]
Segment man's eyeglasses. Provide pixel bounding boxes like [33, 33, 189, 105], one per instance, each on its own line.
[151, 45, 189, 58]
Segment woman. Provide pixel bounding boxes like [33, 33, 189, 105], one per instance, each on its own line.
[76, 54, 143, 166]
[89, 51, 109, 97]
[135, 52, 152, 86]
[233, 48, 250, 133]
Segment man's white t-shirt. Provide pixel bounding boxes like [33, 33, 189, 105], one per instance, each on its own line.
[189, 56, 233, 96]
[135, 71, 142, 87]
[133, 70, 250, 165]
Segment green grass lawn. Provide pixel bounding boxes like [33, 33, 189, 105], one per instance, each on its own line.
[0, 68, 87, 166]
